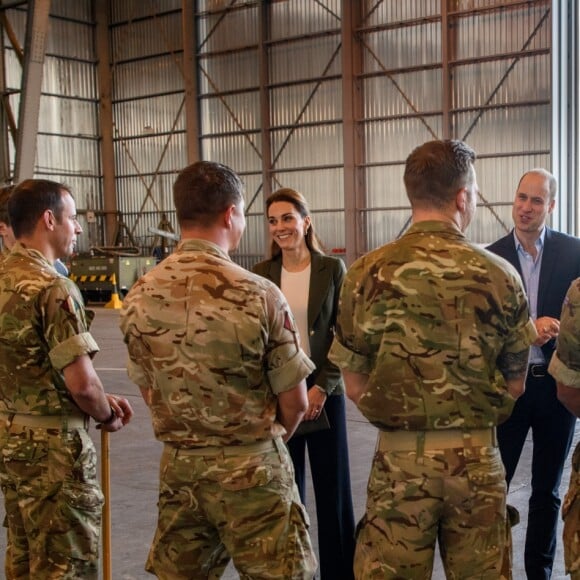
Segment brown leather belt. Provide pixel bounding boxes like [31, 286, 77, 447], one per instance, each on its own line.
[377, 427, 497, 452]
[0, 412, 89, 430]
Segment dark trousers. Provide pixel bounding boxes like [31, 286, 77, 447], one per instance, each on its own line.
[498, 369, 577, 580]
[287, 394, 355, 580]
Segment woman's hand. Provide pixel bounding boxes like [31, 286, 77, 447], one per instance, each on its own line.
[304, 386, 327, 421]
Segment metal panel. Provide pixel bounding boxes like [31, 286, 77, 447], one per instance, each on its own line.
[110, 11, 182, 62]
[37, 94, 98, 135]
[113, 93, 186, 137]
[45, 18, 94, 59]
[110, 1, 181, 25]
[49, 0, 93, 22]
[201, 133, 262, 172]
[197, 3, 259, 49]
[36, 133, 99, 175]
[269, 0, 340, 39]
[199, 51, 259, 94]
[42, 56, 97, 99]
[200, 92, 261, 134]
[269, 37, 341, 85]
[113, 57, 185, 100]
[114, 133, 188, 176]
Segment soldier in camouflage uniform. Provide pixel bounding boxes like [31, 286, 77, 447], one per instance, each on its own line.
[120, 161, 317, 579]
[0, 179, 133, 579]
[329, 140, 537, 579]
[548, 278, 580, 579]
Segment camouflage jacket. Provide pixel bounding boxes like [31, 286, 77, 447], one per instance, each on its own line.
[329, 220, 537, 431]
[120, 238, 315, 447]
[0, 243, 98, 415]
[549, 277, 580, 389]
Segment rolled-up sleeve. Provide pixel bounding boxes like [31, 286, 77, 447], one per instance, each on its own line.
[265, 285, 315, 394]
[549, 278, 580, 389]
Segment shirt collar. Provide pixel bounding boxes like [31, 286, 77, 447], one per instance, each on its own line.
[405, 220, 465, 238]
[513, 227, 545, 254]
[177, 238, 232, 262]
[11, 242, 56, 269]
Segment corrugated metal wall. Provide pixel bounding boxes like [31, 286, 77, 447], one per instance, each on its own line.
[0, 0, 558, 263]
[109, 2, 185, 256]
[195, 0, 553, 264]
[2, 0, 101, 252]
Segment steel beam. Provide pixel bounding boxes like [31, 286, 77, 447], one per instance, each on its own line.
[342, 0, 365, 264]
[95, 0, 117, 246]
[182, 0, 199, 163]
[258, 0, 272, 231]
[14, 0, 50, 182]
[0, 13, 11, 182]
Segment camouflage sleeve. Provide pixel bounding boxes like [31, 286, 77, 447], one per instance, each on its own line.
[549, 278, 580, 388]
[43, 278, 100, 370]
[497, 270, 537, 362]
[496, 349, 530, 381]
[120, 294, 153, 389]
[313, 257, 346, 394]
[328, 257, 375, 374]
[265, 284, 316, 395]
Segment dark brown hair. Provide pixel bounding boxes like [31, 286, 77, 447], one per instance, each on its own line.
[266, 188, 325, 258]
[404, 140, 476, 210]
[9, 179, 70, 238]
[173, 161, 244, 227]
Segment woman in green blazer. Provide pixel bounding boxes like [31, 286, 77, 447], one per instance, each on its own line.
[253, 188, 355, 580]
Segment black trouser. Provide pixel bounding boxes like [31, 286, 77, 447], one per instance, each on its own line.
[287, 394, 356, 580]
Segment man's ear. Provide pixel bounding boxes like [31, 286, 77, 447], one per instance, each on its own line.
[455, 187, 467, 212]
[43, 209, 56, 231]
[223, 205, 235, 229]
[0, 222, 8, 236]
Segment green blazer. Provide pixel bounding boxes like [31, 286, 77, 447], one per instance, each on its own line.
[253, 252, 345, 396]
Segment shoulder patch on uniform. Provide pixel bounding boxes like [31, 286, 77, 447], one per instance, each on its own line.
[61, 294, 79, 314]
[283, 311, 295, 332]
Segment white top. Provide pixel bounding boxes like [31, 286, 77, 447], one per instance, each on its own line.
[281, 264, 311, 356]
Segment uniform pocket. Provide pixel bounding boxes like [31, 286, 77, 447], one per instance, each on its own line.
[465, 446, 506, 487]
[48, 480, 104, 561]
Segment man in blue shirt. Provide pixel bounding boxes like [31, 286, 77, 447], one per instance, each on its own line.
[488, 169, 580, 579]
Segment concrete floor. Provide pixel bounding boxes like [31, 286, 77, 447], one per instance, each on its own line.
[1, 306, 578, 579]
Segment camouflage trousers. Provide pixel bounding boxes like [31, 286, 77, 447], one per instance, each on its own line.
[563, 442, 580, 579]
[354, 437, 507, 579]
[148, 437, 317, 579]
[0, 422, 103, 579]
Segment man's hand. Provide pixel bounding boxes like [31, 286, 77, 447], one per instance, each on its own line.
[96, 394, 134, 432]
[533, 316, 559, 346]
[107, 394, 134, 425]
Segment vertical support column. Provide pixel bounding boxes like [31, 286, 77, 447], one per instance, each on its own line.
[342, 0, 365, 265]
[258, 0, 273, 257]
[95, 0, 117, 246]
[551, 0, 575, 234]
[182, 0, 200, 163]
[0, 15, 11, 183]
[441, 0, 453, 139]
[14, 0, 50, 182]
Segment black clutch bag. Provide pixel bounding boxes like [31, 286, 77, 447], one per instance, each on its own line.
[293, 408, 331, 437]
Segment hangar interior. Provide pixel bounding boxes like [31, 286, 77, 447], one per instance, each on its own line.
[0, 0, 577, 274]
[0, 2, 578, 579]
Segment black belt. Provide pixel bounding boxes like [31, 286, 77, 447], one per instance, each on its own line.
[529, 364, 548, 378]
